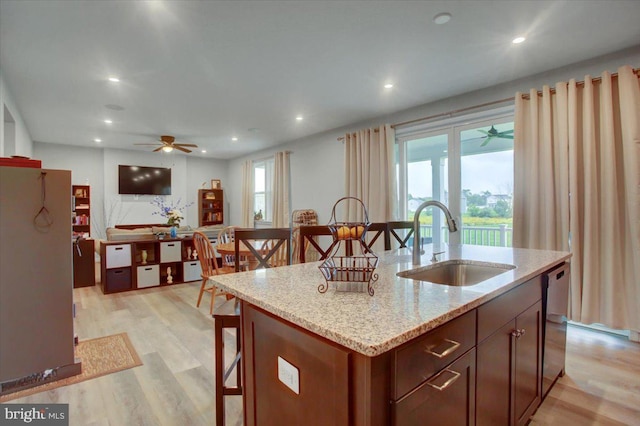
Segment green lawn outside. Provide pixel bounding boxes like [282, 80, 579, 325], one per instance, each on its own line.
[410, 214, 513, 247]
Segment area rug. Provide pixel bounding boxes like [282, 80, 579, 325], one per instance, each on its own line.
[0, 332, 142, 402]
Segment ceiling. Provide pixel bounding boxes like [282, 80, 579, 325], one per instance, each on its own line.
[1, 1, 639, 160]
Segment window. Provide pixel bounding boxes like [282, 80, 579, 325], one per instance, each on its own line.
[253, 159, 274, 222]
[397, 108, 514, 247]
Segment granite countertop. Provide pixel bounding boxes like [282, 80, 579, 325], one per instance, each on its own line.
[209, 244, 571, 357]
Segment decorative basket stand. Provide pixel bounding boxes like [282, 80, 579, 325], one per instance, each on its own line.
[318, 197, 379, 296]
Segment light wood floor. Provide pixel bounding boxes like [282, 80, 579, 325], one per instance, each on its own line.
[6, 276, 639, 425]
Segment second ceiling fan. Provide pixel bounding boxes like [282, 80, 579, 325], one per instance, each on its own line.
[135, 135, 198, 153]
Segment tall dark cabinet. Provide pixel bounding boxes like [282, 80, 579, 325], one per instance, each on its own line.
[0, 166, 81, 395]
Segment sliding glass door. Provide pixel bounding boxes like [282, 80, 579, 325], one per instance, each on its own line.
[397, 112, 514, 248]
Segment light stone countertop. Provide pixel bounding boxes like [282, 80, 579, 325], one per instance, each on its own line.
[209, 244, 571, 356]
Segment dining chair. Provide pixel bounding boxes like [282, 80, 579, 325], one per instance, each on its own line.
[387, 221, 415, 249]
[234, 228, 291, 271]
[298, 225, 341, 263]
[216, 225, 248, 271]
[361, 222, 391, 253]
[192, 231, 235, 315]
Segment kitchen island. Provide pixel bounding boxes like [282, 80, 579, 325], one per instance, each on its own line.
[210, 244, 571, 425]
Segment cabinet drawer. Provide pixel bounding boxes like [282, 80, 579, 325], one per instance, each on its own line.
[392, 348, 476, 426]
[183, 261, 201, 282]
[160, 241, 182, 262]
[105, 267, 132, 292]
[137, 265, 159, 288]
[106, 244, 132, 268]
[393, 310, 476, 399]
[477, 276, 541, 343]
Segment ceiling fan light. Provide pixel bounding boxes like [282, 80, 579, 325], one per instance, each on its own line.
[162, 146, 174, 153]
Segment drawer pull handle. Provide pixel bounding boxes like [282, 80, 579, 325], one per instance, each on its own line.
[115, 247, 123, 251]
[145, 267, 152, 271]
[425, 339, 461, 358]
[168, 243, 175, 247]
[426, 369, 461, 391]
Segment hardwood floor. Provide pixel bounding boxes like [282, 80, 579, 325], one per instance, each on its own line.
[5, 275, 639, 425]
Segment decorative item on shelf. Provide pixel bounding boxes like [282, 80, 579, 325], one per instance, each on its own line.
[254, 209, 263, 221]
[211, 179, 221, 189]
[187, 246, 192, 259]
[141, 250, 148, 265]
[167, 266, 173, 284]
[318, 197, 379, 296]
[192, 249, 198, 260]
[170, 226, 177, 238]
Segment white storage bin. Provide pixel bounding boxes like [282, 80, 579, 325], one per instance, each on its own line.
[160, 241, 182, 262]
[137, 265, 160, 288]
[106, 244, 132, 268]
[183, 261, 202, 282]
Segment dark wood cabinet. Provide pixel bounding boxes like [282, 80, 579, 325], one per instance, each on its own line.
[476, 277, 543, 426]
[392, 348, 476, 426]
[72, 184, 90, 236]
[73, 238, 95, 288]
[198, 188, 224, 226]
[242, 303, 350, 426]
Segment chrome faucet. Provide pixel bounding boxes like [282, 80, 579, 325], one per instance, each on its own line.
[413, 200, 458, 265]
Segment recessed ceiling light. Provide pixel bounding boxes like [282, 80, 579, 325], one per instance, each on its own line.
[384, 83, 394, 89]
[296, 116, 303, 121]
[232, 137, 238, 141]
[104, 119, 112, 124]
[94, 138, 102, 143]
[201, 150, 207, 153]
[512, 36, 526, 44]
[108, 76, 120, 83]
[433, 12, 452, 25]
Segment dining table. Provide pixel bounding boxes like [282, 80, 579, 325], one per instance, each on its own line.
[215, 240, 267, 271]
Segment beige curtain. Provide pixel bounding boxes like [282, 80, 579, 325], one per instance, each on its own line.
[241, 160, 253, 228]
[514, 65, 640, 331]
[272, 151, 290, 228]
[344, 124, 397, 221]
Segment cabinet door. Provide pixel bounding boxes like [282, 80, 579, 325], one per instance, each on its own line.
[476, 301, 542, 426]
[476, 320, 513, 426]
[392, 348, 476, 426]
[514, 300, 542, 426]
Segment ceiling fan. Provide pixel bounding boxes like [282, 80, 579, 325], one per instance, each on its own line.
[134, 135, 198, 153]
[478, 126, 514, 146]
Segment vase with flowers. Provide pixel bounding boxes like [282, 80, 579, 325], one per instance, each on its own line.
[151, 196, 192, 237]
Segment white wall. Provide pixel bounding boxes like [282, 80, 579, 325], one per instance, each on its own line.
[0, 69, 33, 157]
[34, 142, 228, 237]
[226, 47, 640, 226]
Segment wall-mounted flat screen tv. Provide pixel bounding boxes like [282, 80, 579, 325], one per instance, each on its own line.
[118, 165, 171, 195]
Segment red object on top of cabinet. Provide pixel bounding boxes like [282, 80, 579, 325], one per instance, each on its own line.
[0, 157, 42, 168]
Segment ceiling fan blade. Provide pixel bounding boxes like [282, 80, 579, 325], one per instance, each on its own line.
[153, 146, 164, 152]
[500, 129, 514, 134]
[134, 143, 162, 146]
[174, 145, 192, 153]
[175, 143, 198, 148]
[480, 136, 494, 147]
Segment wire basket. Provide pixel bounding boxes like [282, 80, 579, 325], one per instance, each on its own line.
[318, 197, 379, 296]
[318, 254, 379, 295]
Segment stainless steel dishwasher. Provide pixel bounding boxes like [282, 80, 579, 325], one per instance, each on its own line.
[542, 262, 570, 398]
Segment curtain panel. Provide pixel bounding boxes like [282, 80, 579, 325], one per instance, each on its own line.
[343, 124, 397, 223]
[272, 151, 291, 228]
[241, 160, 253, 228]
[514, 65, 640, 332]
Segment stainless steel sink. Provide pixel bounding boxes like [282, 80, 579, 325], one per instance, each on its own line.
[397, 260, 515, 286]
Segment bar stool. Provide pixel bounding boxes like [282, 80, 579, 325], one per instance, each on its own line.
[214, 298, 242, 426]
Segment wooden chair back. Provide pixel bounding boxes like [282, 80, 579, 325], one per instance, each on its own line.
[362, 222, 391, 252]
[234, 228, 291, 271]
[193, 231, 222, 277]
[216, 225, 244, 269]
[387, 221, 415, 248]
[298, 225, 340, 263]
